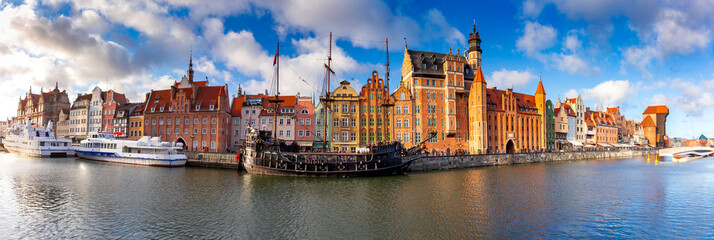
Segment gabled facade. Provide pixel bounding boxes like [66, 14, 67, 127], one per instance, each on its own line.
[359, 71, 391, 147]
[294, 95, 315, 150]
[330, 80, 359, 152]
[392, 81, 415, 148]
[546, 100, 555, 150]
[143, 56, 231, 152]
[313, 101, 332, 150]
[16, 83, 71, 130]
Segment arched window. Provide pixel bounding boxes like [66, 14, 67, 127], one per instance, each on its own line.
[301, 109, 309, 114]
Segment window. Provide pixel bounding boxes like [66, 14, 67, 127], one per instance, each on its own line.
[279, 119, 284, 125]
[203, 118, 207, 124]
[286, 130, 291, 136]
[298, 130, 304, 137]
[342, 104, 348, 113]
[194, 119, 198, 124]
[369, 118, 374, 126]
[166, 129, 170, 134]
[316, 119, 322, 125]
[404, 119, 409, 128]
[195, 106, 200, 111]
[370, 105, 375, 113]
[396, 119, 402, 128]
[350, 118, 356, 127]
[159, 120, 164, 125]
[333, 118, 339, 127]
[342, 132, 348, 141]
[286, 119, 291, 125]
[279, 130, 284, 136]
[350, 133, 356, 141]
[152, 120, 156, 125]
[212, 118, 216, 124]
[333, 133, 339, 141]
[305, 130, 311, 137]
[301, 109, 309, 114]
[341, 118, 348, 127]
[212, 129, 216, 134]
[350, 105, 356, 113]
[305, 119, 311, 125]
[298, 119, 304, 125]
[396, 106, 401, 114]
[316, 130, 322, 137]
[202, 128, 207, 134]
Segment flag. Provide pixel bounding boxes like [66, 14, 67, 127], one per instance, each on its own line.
[273, 49, 278, 66]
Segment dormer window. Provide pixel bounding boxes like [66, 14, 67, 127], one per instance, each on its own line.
[209, 105, 214, 110]
[160, 107, 164, 111]
[421, 63, 426, 69]
[151, 107, 156, 112]
[433, 65, 437, 70]
[195, 105, 200, 111]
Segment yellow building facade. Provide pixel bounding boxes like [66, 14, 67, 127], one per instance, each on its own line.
[331, 80, 360, 152]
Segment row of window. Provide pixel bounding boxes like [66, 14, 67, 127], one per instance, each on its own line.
[150, 128, 221, 135]
[147, 118, 219, 126]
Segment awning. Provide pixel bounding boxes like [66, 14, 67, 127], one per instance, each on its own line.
[597, 143, 612, 147]
[583, 145, 596, 148]
[568, 140, 583, 146]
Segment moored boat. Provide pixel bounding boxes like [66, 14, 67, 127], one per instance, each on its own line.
[3, 121, 74, 157]
[74, 132, 187, 167]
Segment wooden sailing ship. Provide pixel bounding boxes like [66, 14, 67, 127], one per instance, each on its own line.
[240, 34, 427, 177]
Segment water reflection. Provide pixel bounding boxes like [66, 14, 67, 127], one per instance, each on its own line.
[1, 152, 714, 238]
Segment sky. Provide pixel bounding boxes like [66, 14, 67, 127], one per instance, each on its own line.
[1, 0, 713, 138]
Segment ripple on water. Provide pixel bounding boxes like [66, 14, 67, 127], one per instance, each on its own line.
[2, 154, 714, 239]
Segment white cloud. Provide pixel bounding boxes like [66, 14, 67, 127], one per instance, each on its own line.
[487, 69, 536, 90]
[580, 80, 633, 107]
[550, 53, 599, 75]
[516, 21, 557, 57]
[562, 89, 579, 99]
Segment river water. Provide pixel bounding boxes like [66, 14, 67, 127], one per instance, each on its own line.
[1, 153, 713, 239]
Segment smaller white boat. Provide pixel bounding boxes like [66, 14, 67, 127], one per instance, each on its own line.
[3, 121, 74, 157]
[74, 132, 187, 167]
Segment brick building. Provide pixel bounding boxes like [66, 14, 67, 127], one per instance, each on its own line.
[391, 82, 415, 148]
[143, 57, 231, 152]
[642, 105, 669, 147]
[17, 83, 71, 130]
[358, 71, 391, 147]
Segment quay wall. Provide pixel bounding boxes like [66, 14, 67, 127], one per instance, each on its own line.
[185, 152, 241, 170]
[408, 149, 658, 172]
[185, 150, 658, 172]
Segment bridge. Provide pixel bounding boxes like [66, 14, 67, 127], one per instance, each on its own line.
[658, 146, 714, 157]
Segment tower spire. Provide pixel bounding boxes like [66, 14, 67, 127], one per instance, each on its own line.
[187, 49, 194, 83]
[473, 19, 476, 33]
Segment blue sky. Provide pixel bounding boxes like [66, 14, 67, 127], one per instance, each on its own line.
[1, 0, 713, 138]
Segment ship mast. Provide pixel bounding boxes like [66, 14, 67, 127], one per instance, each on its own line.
[270, 42, 284, 145]
[382, 38, 394, 144]
[322, 32, 334, 152]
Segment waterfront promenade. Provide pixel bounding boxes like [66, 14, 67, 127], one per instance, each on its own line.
[185, 149, 657, 172]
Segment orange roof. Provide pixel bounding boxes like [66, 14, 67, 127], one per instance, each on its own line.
[643, 105, 669, 114]
[565, 98, 576, 104]
[641, 116, 655, 127]
[485, 88, 539, 114]
[230, 95, 246, 116]
[562, 104, 575, 117]
[554, 107, 560, 115]
[474, 67, 486, 83]
[607, 107, 620, 116]
[535, 81, 545, 94]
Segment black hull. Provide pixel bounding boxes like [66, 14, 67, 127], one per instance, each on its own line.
[242, 162, 411, 177]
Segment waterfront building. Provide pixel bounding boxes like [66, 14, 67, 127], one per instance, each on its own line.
[88, 87, 104, 133]
[392, 82, 415, 148]
[0, 119, 9, 138]
[56, 110, 70, 138]
[585, 113, 595, 145]
[128, 103, 144, 140]
[401, 26, 480, 152]
[359, 71, 391, 147]
[229, 88, 245, 151]
[237, 93, 267, 146]
[627, 120, 647, 145]
[472, 82, 547, 154]
[330, 80, 359, 152]
[313, 101, 332, 150]
[101, 90, 128, 133]
[69, 93, 91, 141]
[553, 106, 568, 150]
[143, 56, 231, 152]
[607, 107, 627, 141]
[641, 105, 669, 147]
[294, 95, 315, 151]
[113, 103, 141, 138]
[261, 95, 298, 145]
[561, 96, 585, 144]
[546, 100, 555, 150]
[16, 83, 71, 130]
[587, 109, 618, 147]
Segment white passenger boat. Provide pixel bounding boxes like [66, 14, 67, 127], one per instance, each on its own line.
[74, 132, 187, 167]
[3, 121, 74, 157]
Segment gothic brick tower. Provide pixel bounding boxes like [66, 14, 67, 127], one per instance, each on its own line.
[468, 67, 487, 154]
[535, 79, 546, 149]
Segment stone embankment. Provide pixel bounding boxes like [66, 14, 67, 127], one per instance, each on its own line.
[185, 152, 241, 169]
[184, 150, 658, 172]
[408, 149, 658, 172]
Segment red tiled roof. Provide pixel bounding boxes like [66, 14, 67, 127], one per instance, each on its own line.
[485, 88, 539, 114]
[554, 107, 560, 115]
[194, 86, 226, 111]
[641, 116, 655, 127]
[231, 95, 246, 116]
[146, 89, 172, 113]
[643, 105, 669, 114]
[565, 98, 576, 104]
[562, 104, 575, 117]
[607, 107, 620, 116]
